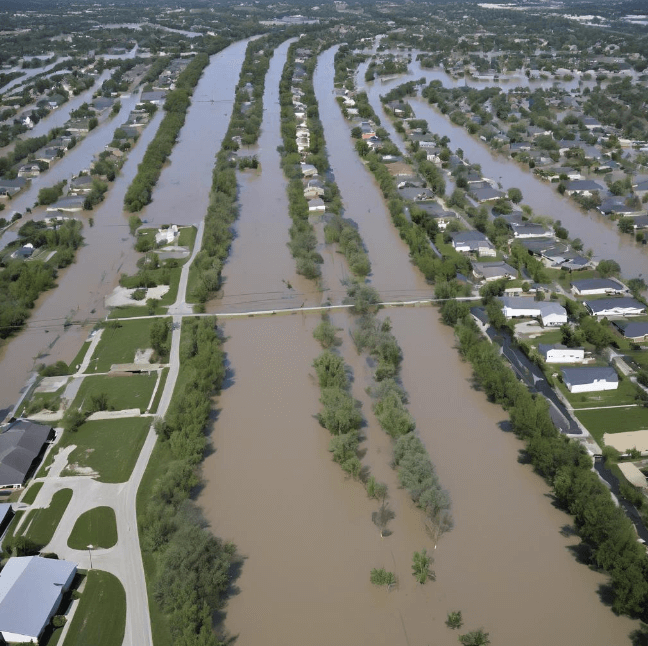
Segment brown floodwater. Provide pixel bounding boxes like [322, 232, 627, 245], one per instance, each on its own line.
[198, 44, 639, 645]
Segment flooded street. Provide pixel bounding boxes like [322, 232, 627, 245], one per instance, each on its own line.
[199, 43, 639, 646]
[138, 39, 254, 229]
[210, 38, 319, 313]
[358, 63, 648, 279]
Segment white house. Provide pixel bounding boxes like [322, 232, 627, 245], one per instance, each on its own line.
[472, 260, 517, 282]
[571, 278, 626, 296]
[308, 198, 325, 213]
[561, 366, 618, 393]
[451, 231, 497, 258]
[0, 556, 77, 644]
[500, 296, 567, 327]
[538, 344, 584, 363]
[585, 297, 646, 317]
[155, 224, 179, 245]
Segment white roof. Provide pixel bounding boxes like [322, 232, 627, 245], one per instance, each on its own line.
[0, 556, 76, 640]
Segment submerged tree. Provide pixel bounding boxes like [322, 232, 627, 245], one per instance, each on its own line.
[411, 548, 434, 584]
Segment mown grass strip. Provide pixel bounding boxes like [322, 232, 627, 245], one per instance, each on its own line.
[67, 506, 117, 550]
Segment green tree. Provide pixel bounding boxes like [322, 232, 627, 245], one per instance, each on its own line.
[459, 629, 490, 646]
[446, 611, 464, 629]
[411, 548, 434, 584]
[597, 259, 621, 277]
[313, 318, 340, 348]
[508, 187, 523, 203]
[370, 568, 396, 586]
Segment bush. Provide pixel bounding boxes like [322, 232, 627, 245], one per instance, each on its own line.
[370, 568, 396, 586]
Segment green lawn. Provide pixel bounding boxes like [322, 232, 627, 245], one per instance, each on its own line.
[63, 570, 126, 646]
[58, 418, 151, 483]
[624, 350, 648, 370]
[576, 407, 648, 445]
[557, 376, 641, 409]
[19, 489, 73, 548]
[19, 389, 64, 416]
[3, 509, 25, 546]
[72, 373, 157, 413]
[68, 506, 117, 550]
[69, 340, 91, 373]
[149, 368, 169, 414]
[21, 481, 43, 505]
[86, 319, 165, 373]
[178, 225, 196, 250]
[527, 329, 562, 347]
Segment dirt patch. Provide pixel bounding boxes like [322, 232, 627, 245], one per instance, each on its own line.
[604, 430, 648, 453]
[134, 349, 154, 364]
[105, 285, 170, 308]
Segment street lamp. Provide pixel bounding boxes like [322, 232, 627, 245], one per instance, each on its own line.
[87, 544, 93, 570]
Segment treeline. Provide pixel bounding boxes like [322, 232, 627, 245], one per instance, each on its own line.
[346, 284, 453, 540]
[324, 213, 371, 278]
[380, 79, 424, 104]
[123, 52, 211, 212]
[312, 343, 363, 478]
[442, 301, 648, 617]
[0, 219, 83, 339]
[141, 317, 236, 644]
[278, 42, 323, 281]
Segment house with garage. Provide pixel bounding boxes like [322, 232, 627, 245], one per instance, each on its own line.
[46, 195, 85, 213]
[472, 260, 517, 282]
[539, 344, 584, 363]
[307, 197, 325, 213]
[561, 366, 618, 393]
[500, 296, 567, 327]
[140, 90, 167, 105]
[0, 420, 53, 489]
[564, 179, 604, 197]
[511, 222, 550, 239]
[611, 320, 648, 342]
[571, 278, 627, 296]
[0, 556, 77, 643]
[451, 231, 496, 257]
[0, 178, 27, 198]
[585, 297, 646, 317]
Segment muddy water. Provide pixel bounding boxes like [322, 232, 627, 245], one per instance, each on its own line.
[209, 39, 322, 313]
[358, 65, 648, 279]
[5, 95, 140, 216]
[0, 108, 163, 416]
[138, 39, 254, 229]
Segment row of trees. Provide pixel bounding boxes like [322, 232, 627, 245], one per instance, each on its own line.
[142, 317, 236, 644]
[123, 53, 210, 212]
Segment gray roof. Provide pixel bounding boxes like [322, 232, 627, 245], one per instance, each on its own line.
[0, 556, 76, 640]
[0, 178, 27, 190]
[0, 420, 51, 487]
[572, 278, 625, 292]
[565, 180, 604, 191]
[585, 297, 646, 315]
[470, 186, 503, 201]
[561, 366, 618, 386]
[452, 231, 489, 243]
[613, 320, 648, 339]
[472, 261, 516, 279]
[0, 504, 12, 526]
[140, 90, 167, 103]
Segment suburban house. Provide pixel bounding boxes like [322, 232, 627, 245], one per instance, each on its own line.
[469, 186, 503, 203]
[564, 179, 604, 196]
[17, 164, 41, 178]
[500, 296, 568, 327]
[585, 297, 646, 317]
[140, 90, 167, 105]
[561, 366, 619, 393]
[612, 320, 648, 342]
[571, 278, 627, 296]
[307, 198, 325, 213]
[11, 243, 34, 260]
[472, 260, 517, 282]
[46, 196, 85, 212]
[155, 224, 179, 245]
[511, 222, 549, 239]
[450, 231, 496, 257]
[0, 178, 27, 198]
[0, 556, 77, 643]
[539, 344, 584, 363]
[0, 420, 53, 488]
[300, 163, 317, 177]
[68, 175, 94, 194]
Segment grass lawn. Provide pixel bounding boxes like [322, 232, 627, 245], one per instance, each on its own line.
[72, 373, 157, 413]
[3, 509, 25, 545]
[59, 417, 151, 483]
[63, 570, 125, 646]
[67, 506, 117, 550]
[21, 481, 43, 505]
[149, 368, 169, 414]
[624, 349, 648, 370]
[69, 340, 91, 373]
[178, 225, 196, 250]
[19, 389, 64, 417]
[19, 488, 73, 548]
[86, 319, 165, 373]
[526, 328, 562, 347]
[108, 267, 181, 318]
[576, 407, 648, 445]
[557, 376, 642, 409]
